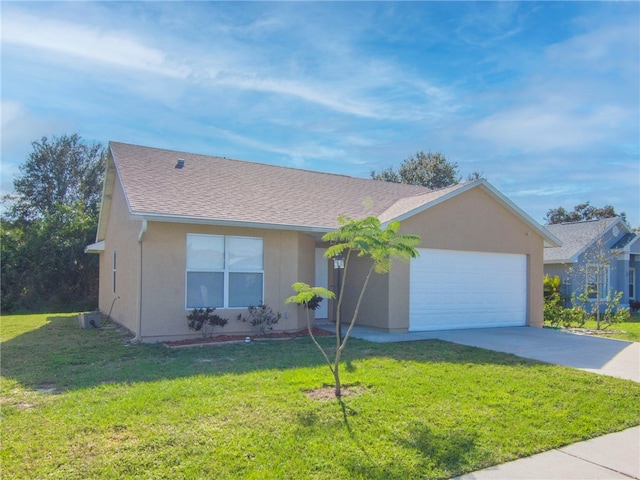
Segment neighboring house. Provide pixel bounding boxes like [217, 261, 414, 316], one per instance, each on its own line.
[86, 142, 560, 343]
[544, 217, 640, 310]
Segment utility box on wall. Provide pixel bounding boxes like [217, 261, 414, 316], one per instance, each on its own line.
[78, 311, 101, 329]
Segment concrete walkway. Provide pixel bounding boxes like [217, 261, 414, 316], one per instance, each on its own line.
[457, 426, 640, 479]
[322, 324, 640, 478]
[337, 325, 640, 382]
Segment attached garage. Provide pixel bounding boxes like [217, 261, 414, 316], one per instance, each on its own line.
[409, 248, 527, 331]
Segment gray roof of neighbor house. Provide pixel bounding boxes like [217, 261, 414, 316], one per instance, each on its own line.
[543, 217, 625, 263]
[98, 142, 560, 245]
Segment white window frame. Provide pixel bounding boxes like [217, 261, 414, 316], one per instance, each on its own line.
[112, 249, 117, 294]
[185, 234, 264, 309]
[630, 268, 636, 300]
[585, 264, 610, 302]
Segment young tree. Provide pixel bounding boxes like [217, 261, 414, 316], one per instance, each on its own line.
[574, 235, 612, 329]
[371, 151, 461, 189]
[1, 134, 106, 312]
[544, 202, 625, 225]
[285, 282, 335, 368]
[287, 216, 420, 398]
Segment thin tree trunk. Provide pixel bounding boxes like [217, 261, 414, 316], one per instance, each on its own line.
[333, 261, 376, 398]
[339, 263, 376, 355]
[305, 306, 335, 376]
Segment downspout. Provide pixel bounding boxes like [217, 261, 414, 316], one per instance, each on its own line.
[132, 219, 147, 342]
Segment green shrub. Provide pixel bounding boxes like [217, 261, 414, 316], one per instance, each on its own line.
[543, 274, 561, 301]
[187, 307, 228, 338]
[237, 304, 282, 336]
[543, 284, 627, 329]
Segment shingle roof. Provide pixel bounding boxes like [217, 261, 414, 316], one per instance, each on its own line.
[109, 142, 462, 230]
[102, 142, 560, 248]
[543, 217, 620, 263]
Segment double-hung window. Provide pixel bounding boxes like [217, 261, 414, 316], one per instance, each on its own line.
[630, 268, 636, 300]
[186, 234, 263, 309]
[585, 264, 609, 301]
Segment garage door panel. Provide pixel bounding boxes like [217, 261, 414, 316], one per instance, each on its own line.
[410, 249, 526, 331]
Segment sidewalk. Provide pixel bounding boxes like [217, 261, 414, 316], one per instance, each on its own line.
[456, 426, 640, 479]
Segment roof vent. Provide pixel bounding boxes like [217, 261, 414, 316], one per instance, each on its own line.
[175, 158, 185, 169]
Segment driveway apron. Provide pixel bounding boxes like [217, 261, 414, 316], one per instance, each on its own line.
[339, 325, 639, 382]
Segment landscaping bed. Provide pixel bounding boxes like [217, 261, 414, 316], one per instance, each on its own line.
[163, 326, 332, 347]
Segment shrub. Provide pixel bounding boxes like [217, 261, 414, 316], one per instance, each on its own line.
[559, 306, 588, 328]
[543, 294, 563, 326]
[611, 307, 631, 325]
[237, 304, 282, 336]
[543, 288, 629, 329]
[630, 300, 640, 313]
[187, 307, 228, 338]
[601, 291, 624, 327]
[543, 274, 561, 301]
[303, 295, 324, 311]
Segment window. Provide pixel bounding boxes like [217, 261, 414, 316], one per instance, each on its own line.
[112, 249, 117, 294]
[585, 264, 609, 301]
[630, 268, 636, 300]
[186, 234, 263, 309]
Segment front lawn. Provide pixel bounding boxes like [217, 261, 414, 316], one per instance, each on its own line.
[2, 314, 639, 479]
[584, 313, 640, 342]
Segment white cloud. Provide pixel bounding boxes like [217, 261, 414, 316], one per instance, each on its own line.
[509, 185, 587, 198]
[207, 126, 346, 161]
[546, 21, 639, 72]
[2, 6, 459, 124]
[467, 102, 632, 152]
[2, 12, 190, 79]
[1, 100, 67, 155]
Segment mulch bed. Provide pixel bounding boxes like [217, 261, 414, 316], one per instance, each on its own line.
[566, 327, 624, 336]
[305, 385, 365, 401]
[164, 327, 333, 348]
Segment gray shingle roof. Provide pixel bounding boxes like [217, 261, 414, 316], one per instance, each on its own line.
[109, 141, 463, 230]
[543, 217, 620, 263]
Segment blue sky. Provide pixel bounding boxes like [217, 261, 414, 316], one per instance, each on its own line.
[2, 1, 639, 225]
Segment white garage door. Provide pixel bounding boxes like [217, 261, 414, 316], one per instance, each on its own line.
[409, 248, 527, 331]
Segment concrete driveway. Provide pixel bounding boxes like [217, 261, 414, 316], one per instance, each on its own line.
[339, 325, 639, 382]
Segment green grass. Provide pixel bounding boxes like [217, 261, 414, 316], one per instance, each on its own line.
[2, 314, 640, 479]
[584, 313, 640, 342]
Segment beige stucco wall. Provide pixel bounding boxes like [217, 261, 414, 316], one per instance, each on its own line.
[342, 186, 545, 331]
[99, 177, 544, 340]
[137, 223, 316, 342]
[97, 174, 142, 335]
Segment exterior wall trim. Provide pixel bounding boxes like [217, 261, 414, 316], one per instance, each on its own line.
[130, 212, 331, 235]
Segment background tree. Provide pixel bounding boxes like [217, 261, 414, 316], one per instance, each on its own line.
[288, 216, 420, 398]
[1, 134, 106, 312]
[371, 151, 461, 189]
[465, 170, 484, 181]
[544, 202, 625, 225]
